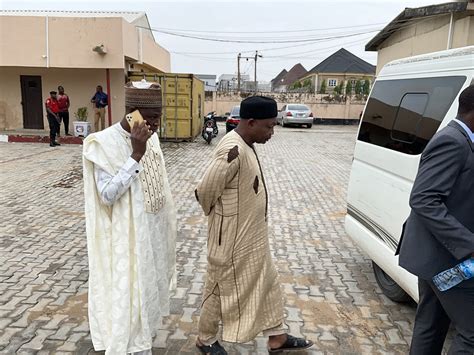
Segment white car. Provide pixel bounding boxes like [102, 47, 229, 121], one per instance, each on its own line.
[345, 46, 474, 303]
[278, 104, 313, 128]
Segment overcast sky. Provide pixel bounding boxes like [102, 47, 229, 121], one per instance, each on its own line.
[2, 0, 447, 81]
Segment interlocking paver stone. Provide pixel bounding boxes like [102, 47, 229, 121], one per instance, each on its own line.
[0, 126, 450, 353]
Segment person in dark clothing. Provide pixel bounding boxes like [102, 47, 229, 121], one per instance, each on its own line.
[57, 85, 71, 136]
[397, 85, 474, 354]
[91, 85, 108, 132]
[45, 91, 61, 147]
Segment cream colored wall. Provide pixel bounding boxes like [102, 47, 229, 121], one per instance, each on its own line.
[48, 17, 124, 69]
[452, 15, 473, 48]
[0, 17, 47, 67]
[131, 16, 155, 41]
[0, 67, 125, 131]
[122, 20, 170, 73]
[204, 100, 364, 120]
[376, 14, 474, 73]
[142, 35, 171, 73]
[108, 69, 126, 124]
[122, 20, 140, 62]
[204, 93, 365, 120]
[0, 16, 170, 73]
[469, 17, 474, 44]
[123, 17, 170, 72]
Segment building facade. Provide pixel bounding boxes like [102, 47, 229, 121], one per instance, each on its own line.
[195, 74, 217, 92]
[366, 1, 474, 73]
[300, 48, 375, 94]
[217, 74, 250, 92]
[0, 10, 170, 131]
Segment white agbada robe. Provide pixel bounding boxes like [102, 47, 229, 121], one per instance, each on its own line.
[83, 123, 176, 354]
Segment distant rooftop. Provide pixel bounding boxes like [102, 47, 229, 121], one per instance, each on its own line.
[366, 1, 471, 51]
[196, 74, 217, 79]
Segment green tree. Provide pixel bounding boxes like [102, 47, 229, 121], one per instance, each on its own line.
[363, 79, 371, 96]
[354, 80, 363, 95]
[320, 79, 327, 94]
[334, 81, 344, 96]
[303, 79, 311, 87]
[294, 81, 302, 89]
[345, 81, 353, 96]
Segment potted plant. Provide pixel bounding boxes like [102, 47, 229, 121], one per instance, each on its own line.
[73, 107, 92, 137]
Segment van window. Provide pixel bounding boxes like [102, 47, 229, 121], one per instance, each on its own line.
[358, 76, 466, 155]
[391, 93, 429, 144]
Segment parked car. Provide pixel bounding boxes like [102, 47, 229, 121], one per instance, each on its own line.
[345, 46, 473, 303]
[278, 104, 313, 128]
[226, 105, 240, 133]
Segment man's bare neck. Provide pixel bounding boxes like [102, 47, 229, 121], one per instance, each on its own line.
[234, 127, 253, 147]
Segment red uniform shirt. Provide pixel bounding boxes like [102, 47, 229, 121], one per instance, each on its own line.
[46, 97, 59, 114]
[57, 94, 70, 112]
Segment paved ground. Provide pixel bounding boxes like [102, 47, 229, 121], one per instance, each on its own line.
[0, 125, 422, 354]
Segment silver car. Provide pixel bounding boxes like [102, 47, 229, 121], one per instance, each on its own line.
[278, 104, 313, 128]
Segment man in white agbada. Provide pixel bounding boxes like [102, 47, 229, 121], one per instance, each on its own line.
[83, 80, 176, 354]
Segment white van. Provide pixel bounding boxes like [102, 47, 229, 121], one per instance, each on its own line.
[345, 46, 474, 302]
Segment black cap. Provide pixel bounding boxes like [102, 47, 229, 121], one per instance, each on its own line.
[240, 96, 278, 119]
[50, 91, 57, 95]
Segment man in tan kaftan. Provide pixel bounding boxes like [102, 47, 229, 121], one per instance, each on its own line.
[195, 96, 313, 354]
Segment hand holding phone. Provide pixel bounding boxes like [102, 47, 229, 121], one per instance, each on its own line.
[127, 110, 152, 162]
[125, 110, 145, 129]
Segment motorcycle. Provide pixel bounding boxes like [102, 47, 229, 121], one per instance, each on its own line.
[202, 112, 218, 144]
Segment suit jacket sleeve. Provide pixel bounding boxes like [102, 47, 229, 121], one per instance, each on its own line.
[409, 132, 474, 260]
[195, 146, 240, 216]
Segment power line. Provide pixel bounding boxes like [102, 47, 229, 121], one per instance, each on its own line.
[172, 35, 372, 62]
[138, 26, 380, 44]
[148, 22, 389, 34]
[172, 35, 366, 56]
[151, 26, 385, 41]
[172, 33, 372, 61]
[155, 15, 439, 55]
[264, 36, 375, 59]
[140, 16, 436, 36]
[169, 14, 439, 80]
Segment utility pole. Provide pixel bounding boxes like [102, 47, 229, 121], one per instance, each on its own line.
[254, 51, 263, 93]
[237, 51, 262, 93]
[237, 53, 241, 92]
[254, 51, 258, 93]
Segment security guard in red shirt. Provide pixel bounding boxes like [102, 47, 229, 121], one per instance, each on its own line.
[45, 91, 61, 147]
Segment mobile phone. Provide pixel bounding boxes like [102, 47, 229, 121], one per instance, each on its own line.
[125, 110, 144, 129]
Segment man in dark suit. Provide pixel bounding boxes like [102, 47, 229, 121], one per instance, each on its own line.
[397, 85, 474, 354]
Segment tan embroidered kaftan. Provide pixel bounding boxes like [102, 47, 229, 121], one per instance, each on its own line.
[195, 130, 284, 343]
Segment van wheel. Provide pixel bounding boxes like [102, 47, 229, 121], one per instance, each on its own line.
[372, 262, 411, 303]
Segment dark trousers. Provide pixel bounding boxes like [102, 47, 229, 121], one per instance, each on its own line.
[58, 111, 69, 134]
[47, 113, 60, 142]
[410, 278, 474, 355]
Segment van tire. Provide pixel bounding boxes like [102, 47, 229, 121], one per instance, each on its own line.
[372, 262, 411, 303]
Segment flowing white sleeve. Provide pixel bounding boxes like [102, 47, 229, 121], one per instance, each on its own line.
[94, 157, 143, 206]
